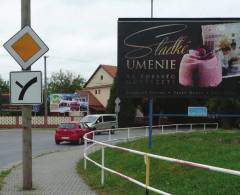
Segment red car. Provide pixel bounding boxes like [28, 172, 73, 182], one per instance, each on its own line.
[55, 121, 93, 145]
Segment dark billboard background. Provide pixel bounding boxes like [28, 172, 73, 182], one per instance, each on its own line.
[118, 18, 240, 98]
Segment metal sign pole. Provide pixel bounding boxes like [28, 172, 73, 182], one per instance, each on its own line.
[148, 0, 154, 151]
[148, 97, 153, 149]
[21, 0, 32, 190]
[116, 112, 119, 129]
[115, 97, 120, 129]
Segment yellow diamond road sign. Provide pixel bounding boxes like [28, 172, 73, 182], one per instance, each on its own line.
[3, 26, 49, 70]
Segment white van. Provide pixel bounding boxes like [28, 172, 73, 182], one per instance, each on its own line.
[80, 114, 117, 134]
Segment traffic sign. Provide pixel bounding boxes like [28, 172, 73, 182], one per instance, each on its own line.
[10, 71, 42, 104]
[4, 26, 49, 70]
[115, 97, 121, 105]
[32, 105, 40, 112]
[115, 97, 121, 113]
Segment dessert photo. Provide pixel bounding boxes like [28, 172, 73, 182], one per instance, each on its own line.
[179, 22, 240, 87]
[179, 47, 222, 87]
[202, 23, 240, 78]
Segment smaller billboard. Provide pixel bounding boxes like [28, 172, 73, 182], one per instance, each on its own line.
[188, 107, 208, 117]
[49, 93, 88, 113]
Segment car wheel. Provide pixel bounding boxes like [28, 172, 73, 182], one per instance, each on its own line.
[93, 128, 100, 135]
[55, 140, 60, 145]
[111, 127, 115, 134]
[78, 137, 84, 145]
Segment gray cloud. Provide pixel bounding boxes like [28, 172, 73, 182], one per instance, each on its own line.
[1, 0, 240, 81]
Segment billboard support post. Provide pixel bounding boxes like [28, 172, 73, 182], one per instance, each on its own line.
[148, 97, 153, 149]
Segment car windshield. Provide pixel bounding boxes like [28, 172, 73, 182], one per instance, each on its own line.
[80, 115, 98, 123]
[80, 122, 89, 129]
[59, 123, 76, 129]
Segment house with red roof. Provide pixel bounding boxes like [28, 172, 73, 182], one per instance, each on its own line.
[77, 64, 117, 113]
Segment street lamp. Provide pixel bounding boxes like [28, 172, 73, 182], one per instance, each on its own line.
[44, 56, 48, 121]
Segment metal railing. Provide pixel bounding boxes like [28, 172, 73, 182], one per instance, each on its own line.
[83, 123, 240, 195]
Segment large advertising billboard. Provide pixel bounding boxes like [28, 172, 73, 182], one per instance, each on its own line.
[118, 18, 240, 98]
[50, 93, 88, 113]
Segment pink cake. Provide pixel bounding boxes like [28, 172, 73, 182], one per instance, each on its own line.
[179, 49, 222, 87]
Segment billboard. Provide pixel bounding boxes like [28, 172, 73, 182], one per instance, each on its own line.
[118, 18, 240, 98]
[49, 93, 88, 113]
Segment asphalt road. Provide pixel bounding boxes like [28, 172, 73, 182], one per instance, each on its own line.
[0, 127, 173, 170]
[0, 128, 147, 170]
[0, 129, 81, 169]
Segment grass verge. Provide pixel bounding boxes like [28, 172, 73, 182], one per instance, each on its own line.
[0, 170, 10, 191]
[77, 130, 240, 195]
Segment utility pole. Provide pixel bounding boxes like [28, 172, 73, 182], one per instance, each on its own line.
[44, 56, 48, 122]
[21, 0, 32, 190]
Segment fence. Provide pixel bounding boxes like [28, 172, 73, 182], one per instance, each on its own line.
[83, 123, 240, 195]
[0, 116, 82, 128]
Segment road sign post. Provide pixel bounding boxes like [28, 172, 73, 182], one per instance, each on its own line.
[21, 0, 32, 190]
[115, 97, 121, 129]
[3, 0, 48, 190]
[148, 97, 153, 149]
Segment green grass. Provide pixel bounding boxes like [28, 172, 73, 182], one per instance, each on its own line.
[0, 170, 10, 190]
[77, 130, 240, 195]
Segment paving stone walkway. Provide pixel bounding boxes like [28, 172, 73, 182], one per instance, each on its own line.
[1, 147, 96, 195]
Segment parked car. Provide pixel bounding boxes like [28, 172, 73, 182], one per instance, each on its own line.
[54, 121, 92, 145]
[80, 114, 117, 134]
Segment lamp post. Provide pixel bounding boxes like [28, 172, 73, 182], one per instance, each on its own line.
[44, 56, 48, 123]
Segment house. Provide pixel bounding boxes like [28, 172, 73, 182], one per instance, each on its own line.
[80, 64, 117, 113]
[75, 90, 106, 113]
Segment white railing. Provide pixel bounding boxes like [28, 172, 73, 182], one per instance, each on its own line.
[83, 123, 240, 195]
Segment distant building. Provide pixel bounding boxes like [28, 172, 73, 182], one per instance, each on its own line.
[79, 64, 117, 113]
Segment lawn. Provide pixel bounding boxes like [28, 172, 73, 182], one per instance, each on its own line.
[77, 130, 240, 195]
[0, 170, 10, 191]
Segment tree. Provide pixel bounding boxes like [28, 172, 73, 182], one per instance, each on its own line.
[205, 97, 240, 128]
[0, 76, 9, 93]
[107, 76, 136, 127]
[48, 70, 85, 93]
[106, 77, 117, 113]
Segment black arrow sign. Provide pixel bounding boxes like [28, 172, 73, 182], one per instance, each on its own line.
[16, 77, 38, 100]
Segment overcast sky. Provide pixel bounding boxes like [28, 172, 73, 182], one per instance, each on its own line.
[1, 0, 240, 81]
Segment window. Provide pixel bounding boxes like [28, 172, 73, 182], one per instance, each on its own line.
[59, 123, 76, 129]
[80, 122, 89, 129]
[103, 116, 116, 122]
[100, 75, 103, 80]
[95, 89, 101, 94]
[97, 116, 102, 122]
[81, 115, 98, 123]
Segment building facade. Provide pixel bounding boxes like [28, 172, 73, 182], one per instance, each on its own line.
[82, 64, 117, 112]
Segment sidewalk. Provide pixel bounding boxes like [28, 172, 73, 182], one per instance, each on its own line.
[1, 147, 96, 195]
